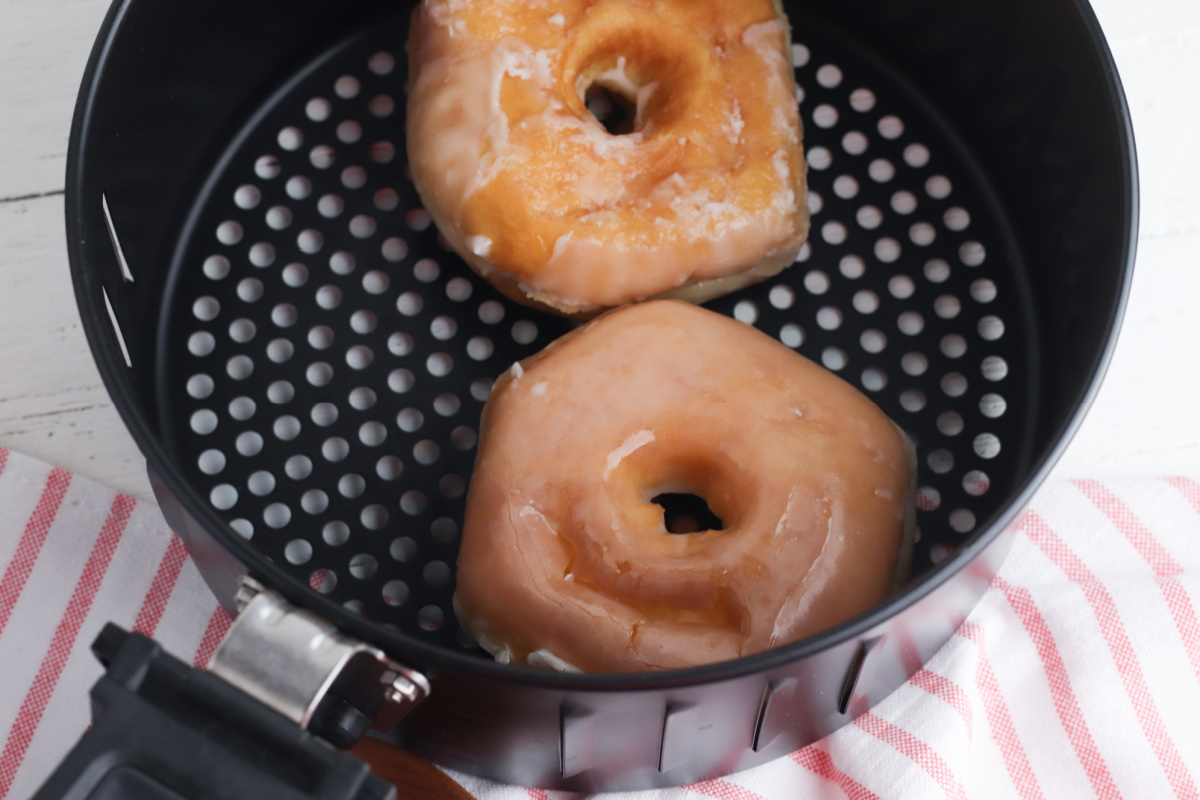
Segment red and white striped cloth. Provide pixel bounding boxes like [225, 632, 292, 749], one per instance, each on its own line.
[0, 446, 1198, 800]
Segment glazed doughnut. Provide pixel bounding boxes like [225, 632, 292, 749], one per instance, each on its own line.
[406, 0, 809, 316]
[454, 301, 916, 673]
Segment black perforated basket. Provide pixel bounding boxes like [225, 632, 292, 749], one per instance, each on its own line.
[64, 0, 1136, 792]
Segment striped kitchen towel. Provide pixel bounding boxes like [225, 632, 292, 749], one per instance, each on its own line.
[450, 477, 1200, 800]
[0, 445, 1198, 799]
[0, 448, 226, 800]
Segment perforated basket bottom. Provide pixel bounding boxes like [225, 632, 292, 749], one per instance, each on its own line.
[160, 12, 1036, 653]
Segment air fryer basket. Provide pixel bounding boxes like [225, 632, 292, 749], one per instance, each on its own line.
[66, 0, 1136, 791]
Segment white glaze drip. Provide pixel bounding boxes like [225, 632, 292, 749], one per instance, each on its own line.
[528, 648, 582, 672]
[605, 429, 655, 478]
[467, 234, 493, 256]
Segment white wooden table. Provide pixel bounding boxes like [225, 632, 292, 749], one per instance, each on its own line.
[0, 0, 1197, 502]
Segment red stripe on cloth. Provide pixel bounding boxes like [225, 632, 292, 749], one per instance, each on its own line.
[1021, 512, 1199, 799]
[0, 469, 71, 636]
[0, 448, 10, 478]
[1165, 477, 1200, 516]
[911, 669, 973, 740]
[0, 493, 135, 798]
[1074, 480, 1187, 573]
[1074, 480, 1200, 681]
[958, 622, 1045, 800]
[791, 745, 882, 800]
[527, 790, 548, 800]
[992, 575, 1121, 799]
[686, 778, 766, 800]
[310, 569, 331, 592]
[846, 693, 870, 721]
[853, 712, 967, 800]
[132, 537, 189, 638]
[894, 620, 924, 676]
[193, 607, 232, 669]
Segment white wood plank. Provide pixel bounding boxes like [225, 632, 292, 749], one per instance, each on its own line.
[0, 0, 112, 199]
[0, 194, 152, 498]
[1090, 0, 1200, 40]
[1102, 35, 1200, 239]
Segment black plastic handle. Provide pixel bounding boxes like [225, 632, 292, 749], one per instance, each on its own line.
[32, 624, 395, 800]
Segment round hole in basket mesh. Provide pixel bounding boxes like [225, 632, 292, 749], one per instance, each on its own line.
[161, 15, 1035, 652]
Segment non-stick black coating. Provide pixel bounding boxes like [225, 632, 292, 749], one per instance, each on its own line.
[66, 0, 1135, 789]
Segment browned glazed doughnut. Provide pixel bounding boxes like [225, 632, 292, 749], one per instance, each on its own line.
[406, 0, 809, 315]
[454, 301, 916, 672]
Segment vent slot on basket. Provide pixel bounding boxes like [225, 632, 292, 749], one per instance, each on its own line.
[101, 193, 135, 284]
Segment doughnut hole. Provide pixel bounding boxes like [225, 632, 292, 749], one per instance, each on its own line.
[652, 493, 724, 534]
[619, 445, 746, 542]
[583, 83, 639, 136]
[564, 21, 710, 140]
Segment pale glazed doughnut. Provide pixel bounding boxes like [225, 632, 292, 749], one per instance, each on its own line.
[454, 301, 916, 673]
[406, 0, 809, 316]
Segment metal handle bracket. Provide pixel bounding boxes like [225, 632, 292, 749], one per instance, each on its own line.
[210, 578, 430, 748]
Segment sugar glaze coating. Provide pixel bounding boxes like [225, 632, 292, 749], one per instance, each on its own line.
[407, 0, 810, 315]
[455, 302, 915, 672]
